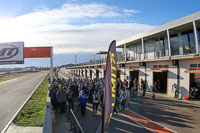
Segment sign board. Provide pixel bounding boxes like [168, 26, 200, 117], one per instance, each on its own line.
[0, 42, 24, 65]
[24, 47, 51, 58]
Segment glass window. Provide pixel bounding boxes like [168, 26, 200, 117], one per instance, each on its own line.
[164, 65, 169, 68]
[154, 38, 165, 58]
[155, 40, 160, 58]
[153, 65, 158, 68]
[198, 29, 200, 53]
[144, 41, 154, 59]
[160, 38, 165, 57]
[198, 28, 200, 44]
[170, 34, 181, 56]
[136, 44, 142, 60]
[164, 37, 169, 56]
[181, 30, 196, 55]
[190, 64, 198, 68]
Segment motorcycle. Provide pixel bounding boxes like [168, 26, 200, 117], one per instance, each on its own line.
[191, 87, 200, 99]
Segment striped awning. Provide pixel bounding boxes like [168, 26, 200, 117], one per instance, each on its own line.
[185, 70, 200, 73]
[194, 75, 200, 79]
[126, 68, 139, 71]
[148, 68, 168, 72]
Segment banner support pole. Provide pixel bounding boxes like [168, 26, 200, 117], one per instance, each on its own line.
[50, 47, 53, 82]
[101, 89, 105, 133]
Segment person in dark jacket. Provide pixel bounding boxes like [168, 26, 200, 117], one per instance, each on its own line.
[67, 86, 74, 110]
[56, 85, 67, 114]
[49, 84, 57, 111]
[152, 81, 158, 100]
[141, 78, 146, 96]
[133, 78, 138, 99]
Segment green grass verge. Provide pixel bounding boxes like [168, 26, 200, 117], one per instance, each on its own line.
[14, 72, 50, 127]
[0, 73, 28, 82]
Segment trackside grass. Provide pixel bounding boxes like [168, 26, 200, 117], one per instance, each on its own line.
[0, 73, 28, 82]
[14, 72, 50, 127]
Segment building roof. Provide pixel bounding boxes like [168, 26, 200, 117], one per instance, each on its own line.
[95, 51, 107, 54]
[117, 11, 200, 48]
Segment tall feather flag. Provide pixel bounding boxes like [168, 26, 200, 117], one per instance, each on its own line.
[96, 40, 117, 133]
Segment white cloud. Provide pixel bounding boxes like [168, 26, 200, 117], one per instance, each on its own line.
[0, 3, 153, 54]
[123, 9, 141, 16]
[123, 9, 141, 14]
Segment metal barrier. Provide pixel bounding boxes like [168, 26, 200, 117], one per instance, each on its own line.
[68, 109, 84, 133]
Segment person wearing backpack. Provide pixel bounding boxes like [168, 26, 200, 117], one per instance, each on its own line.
[119, 88, 126, 111]
[92, 90, 100, 116]
[56, 85, 67, 114]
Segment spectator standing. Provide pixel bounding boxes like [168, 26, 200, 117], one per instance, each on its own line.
[49, 84, 57, 111]
[119, 88, 126, 111]
[92, 90, 100, 116]
[129, 79, 133, 95]
[67, 86, 74, 110]
[141, 78, 146, 96]
[131, 80, 135, 96]
[173, 83, 178, 98]
[78, 90, 88, 116]
[133, 78, 138, 100]
[125, 88, 130, 109]
[152, 81, 158, 100]
[123, 79, 128, 89]
[56, 85, 67, 114]
[157, 79, 160, 92]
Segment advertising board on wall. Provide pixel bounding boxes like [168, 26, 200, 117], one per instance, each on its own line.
[0, 42, 24, 65]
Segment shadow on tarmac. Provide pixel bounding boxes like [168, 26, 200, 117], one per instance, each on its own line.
[129, 92, 200, 133]
[73, 99, 151, 133]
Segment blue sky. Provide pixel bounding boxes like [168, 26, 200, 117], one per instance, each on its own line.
[0, 0, 199, 68]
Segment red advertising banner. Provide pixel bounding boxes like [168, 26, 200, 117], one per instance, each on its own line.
[24, 47, 51, 58]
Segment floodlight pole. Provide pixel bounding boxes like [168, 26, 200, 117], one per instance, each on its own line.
[75, 54, 77, 65]
[50, 47, 53, 82]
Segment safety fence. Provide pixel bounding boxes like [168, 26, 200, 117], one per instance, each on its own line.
[67, 109, 84, 133]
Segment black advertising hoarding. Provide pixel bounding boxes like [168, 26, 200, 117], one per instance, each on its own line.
[0, 42, 24, 65]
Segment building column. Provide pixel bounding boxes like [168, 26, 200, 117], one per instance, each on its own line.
[124, 44, 127, 61]
[141, 37, 145, 60]
[193, 21, 199, 55]
[167, 29, 172, 57]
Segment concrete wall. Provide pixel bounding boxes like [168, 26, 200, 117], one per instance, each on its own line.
[179, 58, 200, 98]
[65, 57, 200, 99]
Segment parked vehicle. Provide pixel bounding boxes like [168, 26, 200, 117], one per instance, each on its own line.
[190, 87, 200, 99]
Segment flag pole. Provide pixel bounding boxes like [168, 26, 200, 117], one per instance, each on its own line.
[101, 48, 109, 133]
[101, 85, 106, 133]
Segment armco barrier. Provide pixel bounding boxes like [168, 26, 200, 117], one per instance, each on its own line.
[43, 97, 52, 133]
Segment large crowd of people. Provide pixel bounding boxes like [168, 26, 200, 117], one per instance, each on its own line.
[48, 75, 147, 116]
